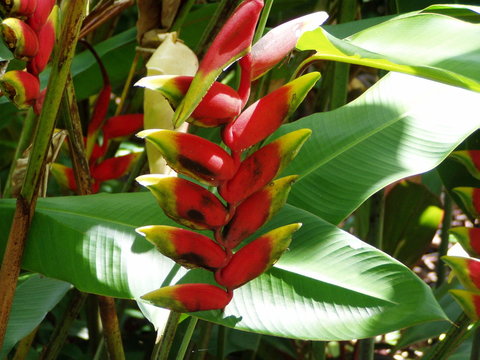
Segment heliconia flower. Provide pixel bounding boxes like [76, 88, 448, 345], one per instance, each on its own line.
[136, 75, 242, 127]
[137, 175, 229, 230]
[223, 175, 298, 249]
[250, 12, 328, 80]
[102, 114, 144, 140]
[27, 5, 58, 75]
[450, 150, 480, 180]
[442, 256, 480, 291]
[136, 225, 227, 270]
[450, 227, 480, 258]
[0, 70, 40, 109]
[449, 289, 480, 321]
[26, 0, 55, 32]
[223, 72, 320, 152]
[237, 53, 253, 108]
[1, 17, 39, 60]
[90, 153, 139, 182]
[50, 163, 77, 191]
[219, 129, 312, 204]
[452, 187, 480, 219]
[215, 223, 301, 290]
[141, 283, 233, 312]
[137, 129, 237, 186]
[0, 0, 37, 18]
[172, 0, 264, 128]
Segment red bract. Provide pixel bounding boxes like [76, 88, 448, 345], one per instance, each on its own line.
[27, 5, 57, 75]
[138, 0, 316, 313]
[172, 0, 264, 128]
[0, 0, 37, 18]
[1, 17, 39, 60]
[0, 70, 40, 109]
[26, 0, 55, 31]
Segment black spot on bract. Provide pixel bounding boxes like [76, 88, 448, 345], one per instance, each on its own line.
[178, 155, 215, 178]
[187, 209, 205, 222]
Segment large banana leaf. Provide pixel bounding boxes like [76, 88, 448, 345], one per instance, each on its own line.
[297, 10, 480, 91]
[280, 72, 480, 224]
[0, 192, 446, 341]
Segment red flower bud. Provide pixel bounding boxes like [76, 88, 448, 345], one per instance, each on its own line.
[26, 0, 55, 32]
[442, 256, 480, 291]
[90, 153, 139, 182]
[136, 75, 242, 127]
[27, 5, 58, 75]
[137, 175, 229, 230]
[0, 0, 37, 18]
[141, 283, 233, 312]
[449, 289, 480, 321]
[220, 129, 311, 204]
[223, 72, 320, 151]
[450, 150, 480, 180]
[215, 223, 301, 290]
[136, 225, 227, 270]
[137, 129, 237, 186]
[450, 227, 480, 258]
[250, 12, 328, 80]
[1, 17, 39, 60]
[172, 0, 264, 128]
[102, 114, 144, 140]
[0, 70, 40, 109]
[50, 163, 77, 191]
[452, 187, 480, 219]
[223, 175, 298, 249]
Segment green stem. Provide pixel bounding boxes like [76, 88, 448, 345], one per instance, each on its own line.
[40, 290, 88, 360]
[2, 109, 37, 198]
[152, 311, 182, 360]
[98, 296, 126, 360]
[0, 0, 87, 349]
[421, 312, 472, 360]
[176, 316, 199, 360]
[194, 0, 237, 56]
[170, 0, 196, 33]
[217, 325, 227, 360]
[253, 0, 274, 43]
[470, 326, 480, 360]
[311, 341, 326, 360]
[121, 150, 147, 193]
[436, 192, 452, 287]
[12, 326, 39, 360]
[194, 320, 213, 360]
[358, 338, 374, 360]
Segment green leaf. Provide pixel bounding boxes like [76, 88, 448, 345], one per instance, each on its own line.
[383, 181, 443, 267]
[297, 12, 480, 92]
[279, 72, 480, 224]
[0, 193, 446, 340]
[0, 274, 71, 357]
[0, 37, 14, 61]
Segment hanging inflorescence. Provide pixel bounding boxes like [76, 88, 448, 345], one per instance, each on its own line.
[0, 0, 57, 112]
[135, 0, 327, 312]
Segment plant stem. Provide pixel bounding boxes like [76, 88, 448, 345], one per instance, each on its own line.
[358, 338, 374, 360]
[12, 326, 39, 360]
[40, 290, 88, 360]
[253, 0, 274, 43]
[217, 325, 227, 360]
[170, 0, 196, 33]
[98, 296, 126, 360]
[436, 192, 452, 287]
[152, 311, 182, 360]
[121, 150, 147, 192]
[194, 0, 236, 56]
[176, 316, 199, 360]
[114, 51, 140, 117]
[2, 109, 37, 198]
[194, 320, 213, 360]
[470, 326, 480, 360]
[421, 312, 472, 360]
[311, 341, 326, 360]
[0, 1, 87, 348]
[329, 0, 356, 110]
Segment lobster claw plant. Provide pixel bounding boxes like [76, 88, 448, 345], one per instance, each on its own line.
[135, 0, 322, 312]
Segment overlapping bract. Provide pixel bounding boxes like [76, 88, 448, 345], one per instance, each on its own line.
[0, 0, 57, 110]
[135, 0, 323, 312]
[444, 154, 480, 321]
